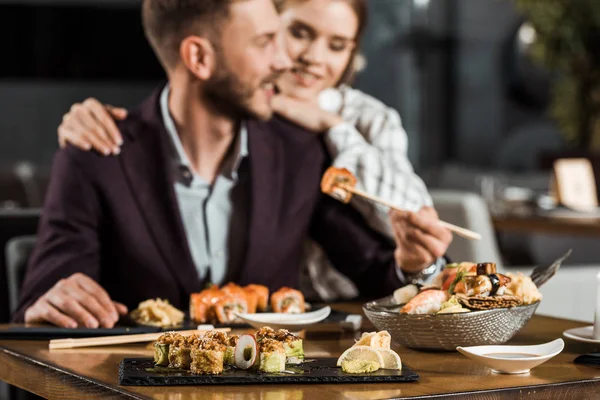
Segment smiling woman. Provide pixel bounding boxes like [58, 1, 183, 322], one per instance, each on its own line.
[274, 0, 367, 99]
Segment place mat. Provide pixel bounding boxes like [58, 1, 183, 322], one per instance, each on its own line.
[119, 357, 419, 386]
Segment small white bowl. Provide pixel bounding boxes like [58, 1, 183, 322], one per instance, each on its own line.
[456, 338, 564, 374]
[234, 306, 331, 331]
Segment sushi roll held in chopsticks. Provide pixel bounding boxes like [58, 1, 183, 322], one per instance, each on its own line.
[153, 332, 181, 366]
[270, 287, 305, 314]
[320, 167, 357, 203]
[190, 336, 227, 375]
[258, 338, 286, 373]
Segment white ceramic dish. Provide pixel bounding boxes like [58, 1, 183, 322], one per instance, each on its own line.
[234, 306, 331, 331]
[456, 338, 564, 374]
[563, 326, 600, 344]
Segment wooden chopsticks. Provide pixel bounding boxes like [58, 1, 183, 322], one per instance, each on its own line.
[49, 327, 231, 350]
[338, 184, 482, 241]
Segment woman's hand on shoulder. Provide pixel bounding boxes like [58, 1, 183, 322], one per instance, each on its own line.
[58, 98, 128, 156]
[271, 94, 342, 133]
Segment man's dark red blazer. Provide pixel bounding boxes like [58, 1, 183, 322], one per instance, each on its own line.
[13, 87, 401, 321]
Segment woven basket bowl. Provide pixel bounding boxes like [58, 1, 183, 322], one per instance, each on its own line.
[363, 295, 539, 351]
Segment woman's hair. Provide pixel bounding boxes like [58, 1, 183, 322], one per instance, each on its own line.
[274, 0, 368, 85]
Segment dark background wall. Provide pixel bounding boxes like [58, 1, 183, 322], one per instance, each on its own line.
[0, 0, 562, 171]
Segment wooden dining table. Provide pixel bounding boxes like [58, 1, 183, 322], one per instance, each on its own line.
[492, 210, 600, 236]
[1, 303, 599, 400]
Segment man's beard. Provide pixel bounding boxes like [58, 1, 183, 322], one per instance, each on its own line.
[203, 52, 277, 121]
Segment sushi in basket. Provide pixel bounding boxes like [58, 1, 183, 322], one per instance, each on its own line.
[363, 251, 570, 351]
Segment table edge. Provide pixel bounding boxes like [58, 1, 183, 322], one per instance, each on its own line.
[0, 345, 148, 400]
[402, 378, 600, 399]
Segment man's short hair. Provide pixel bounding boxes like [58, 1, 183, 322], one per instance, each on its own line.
[142, 0, 241, 69]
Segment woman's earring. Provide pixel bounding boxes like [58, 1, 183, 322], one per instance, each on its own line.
[353, 53, 367, 73]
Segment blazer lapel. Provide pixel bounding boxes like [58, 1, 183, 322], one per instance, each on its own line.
[118, 91, 201, 296]
[238, 119, 285, 285]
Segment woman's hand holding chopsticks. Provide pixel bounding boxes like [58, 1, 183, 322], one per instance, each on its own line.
[390, 207, 453, 276]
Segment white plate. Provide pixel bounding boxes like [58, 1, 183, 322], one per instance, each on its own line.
[456, 338, 564, 374]
[563, 326, 600, 344]
[234, 306, 331, 331]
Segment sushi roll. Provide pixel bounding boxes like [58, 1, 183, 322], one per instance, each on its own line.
[320, 167, 357, 203]
[190, 337, 226, 375]
[168, 334, 199, 369]
[270, 287, 305, 314]
[190, 286, 222, 323]
[200, 330, 233, 365]
[234, 334, 259, 370]
[274, 329, 304, 364]
[223, 283, 258, 314]
[224, 334, 239, 366]
[153, 332, 180, 366]
[244, 284, 269, 312]
[255, 327, 304, 364]
[258, 338, 286, 373]
[211, 295, 249, 324]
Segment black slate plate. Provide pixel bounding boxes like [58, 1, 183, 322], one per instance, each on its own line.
[119, 358, 419, 386]
[1, 308, 358, 340]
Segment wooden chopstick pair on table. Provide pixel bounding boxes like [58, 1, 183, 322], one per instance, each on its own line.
[49, 327, 231, 350]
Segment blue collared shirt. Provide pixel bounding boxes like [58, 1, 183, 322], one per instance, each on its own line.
[160, 86, 249, 285]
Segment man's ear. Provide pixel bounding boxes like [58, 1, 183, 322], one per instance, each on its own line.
[180, 36, 216, 80]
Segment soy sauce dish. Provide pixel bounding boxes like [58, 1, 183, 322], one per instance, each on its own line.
[456, 339, 564, 374]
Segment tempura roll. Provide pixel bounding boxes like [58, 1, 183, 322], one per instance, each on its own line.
[153, 332, 181, 366]
[270, 287, 305, 314]
[244, 284, 269, 312]
[274, 329, 304, 364]
[190, 337, 226, 375]
[224, 334, 239, 365]
[258, 338, 286, 373]
[212, 295, 249, 324]
[168, 334, 199, 369]
[255, 327, 304, 364]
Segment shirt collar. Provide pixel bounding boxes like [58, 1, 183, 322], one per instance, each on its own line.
[159, 85, 248, 184]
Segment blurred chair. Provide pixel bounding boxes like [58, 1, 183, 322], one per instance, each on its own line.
[430, 190, 503, 267]
[0, 209, 40, 323]
[5, 235, 36, 316]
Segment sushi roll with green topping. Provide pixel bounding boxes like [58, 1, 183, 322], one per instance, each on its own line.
[153, 332, 180, 366]
[224, 334, 239, 366]
[258, 338, 286, 373]
[275, 329, 304, 364]
[255, 327, 304, 364]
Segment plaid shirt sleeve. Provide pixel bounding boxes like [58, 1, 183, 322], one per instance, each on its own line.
[322, 86, 432, 237]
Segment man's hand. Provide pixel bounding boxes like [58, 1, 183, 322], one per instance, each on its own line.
[390, 206, 453, 274]
[271, 94, 342, 132]
[24, 273, 128, 328]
